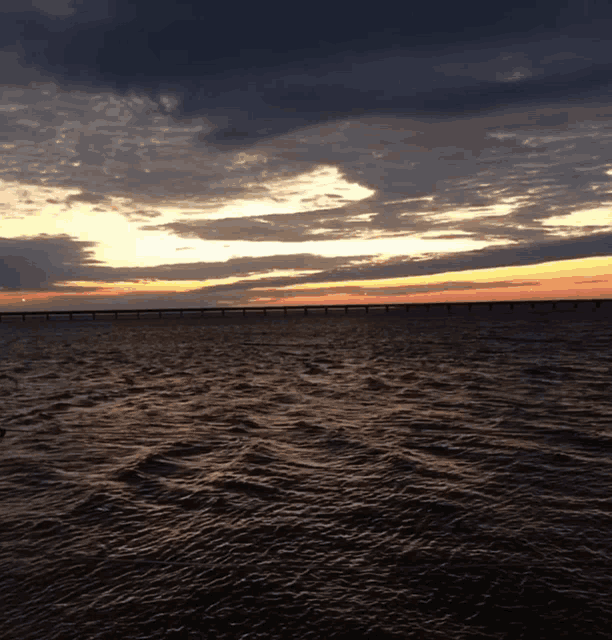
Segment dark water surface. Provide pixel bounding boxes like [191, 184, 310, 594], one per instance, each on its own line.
[1, 307, 611, 639]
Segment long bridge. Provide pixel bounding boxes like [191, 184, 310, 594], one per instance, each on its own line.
[0, 298, 608, 322]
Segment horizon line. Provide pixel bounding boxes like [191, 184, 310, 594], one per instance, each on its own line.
[0, 296, 609, 318]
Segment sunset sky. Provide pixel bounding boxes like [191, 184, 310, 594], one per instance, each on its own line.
[1, 0, 611, 311]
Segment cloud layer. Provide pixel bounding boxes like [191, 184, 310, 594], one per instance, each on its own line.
[1, 0, 611, 308]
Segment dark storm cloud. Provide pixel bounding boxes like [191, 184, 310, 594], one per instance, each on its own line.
[3, 0, 81, 16]
[175, 231, 612, 295]
[1, 0, 612, 213]
[138, 105, 612, 244]
[2, 0, 612, 147]
[3, 83, 610, 236]
[0, 234, 103, 291]
[0, 234, 373, 291]
[2, 231, 610, 300]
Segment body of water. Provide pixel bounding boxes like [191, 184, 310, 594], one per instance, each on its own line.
[1, 308, 611, 639]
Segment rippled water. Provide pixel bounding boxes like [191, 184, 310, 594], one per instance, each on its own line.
[1, 307, 611, 639]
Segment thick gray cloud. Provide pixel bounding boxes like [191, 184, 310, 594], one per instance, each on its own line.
[1, 90, 611, 225]
[2, 0, 76, 15]
[0, 235, 103, 291]
[1, 232, 609, 308]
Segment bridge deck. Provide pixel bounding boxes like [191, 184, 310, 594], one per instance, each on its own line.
[0, 299, 607, 322]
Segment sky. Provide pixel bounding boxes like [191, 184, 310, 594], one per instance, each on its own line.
[1, 0, 612, 311]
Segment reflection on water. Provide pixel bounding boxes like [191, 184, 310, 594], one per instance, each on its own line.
[1, 309, 611, 639]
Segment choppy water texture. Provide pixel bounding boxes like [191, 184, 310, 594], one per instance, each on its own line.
[1, 306, 611, 639]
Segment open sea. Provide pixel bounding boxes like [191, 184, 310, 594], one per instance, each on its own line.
[1, 304, 611, 639]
